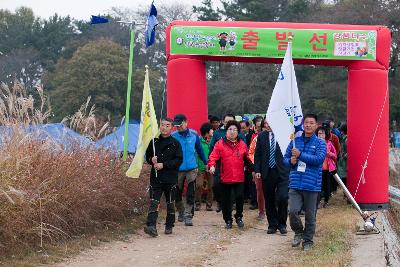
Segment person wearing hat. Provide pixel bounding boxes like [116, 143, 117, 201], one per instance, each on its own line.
[143, 117, 183, 237]
[172, 114, 207, 226]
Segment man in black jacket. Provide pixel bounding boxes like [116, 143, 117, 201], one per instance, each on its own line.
[254, 120, 290, 235]
[144, 117, 183, 237]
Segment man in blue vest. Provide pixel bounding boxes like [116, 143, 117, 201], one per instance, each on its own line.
[284, 114, 326, 251]
[172, 114, 207, 226]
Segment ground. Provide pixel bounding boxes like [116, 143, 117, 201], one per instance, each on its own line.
[54, 195, 377, 267]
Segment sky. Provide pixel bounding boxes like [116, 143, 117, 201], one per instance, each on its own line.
[1, 0, 203, 20]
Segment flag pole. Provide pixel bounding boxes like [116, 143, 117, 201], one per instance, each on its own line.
[122, 23, 135, 161]
[146, 65, 158, 177]
[288, 36, 296, 148]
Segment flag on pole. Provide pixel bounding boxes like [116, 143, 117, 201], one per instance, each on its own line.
[266, 41, 303, 155]
[90, 15, 109, 24]
[126, 67, 159, 178]
[145, 1, 158, 47]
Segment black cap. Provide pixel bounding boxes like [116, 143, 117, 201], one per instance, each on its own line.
[173, 114, 187, 126]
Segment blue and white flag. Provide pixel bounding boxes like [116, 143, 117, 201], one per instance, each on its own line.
[266, 41, 303, 155]
[90, 15, 109, 24]
[145, 2, 158, 47]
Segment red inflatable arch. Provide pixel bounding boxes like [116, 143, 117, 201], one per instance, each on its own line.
[166, 21, 391, 210]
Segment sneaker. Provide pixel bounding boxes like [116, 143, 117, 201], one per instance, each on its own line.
[278, 226, 287, 235]
[184, 217, 193, 226]
[164, 227, 173, 235]
[206, 204, 213, 211]
[195, 203, 201, 211]
[144, 225, 158, 237]
[292, 234, 303, 247]
[177, 212, 184, 222]
[236, 218, 244, 228]
[267, 227, 277, 234]
[303, 242, 313, 251]
[225, 221, 233, 229]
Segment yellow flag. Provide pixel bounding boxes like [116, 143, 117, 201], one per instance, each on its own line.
[126, 67, 159, 178]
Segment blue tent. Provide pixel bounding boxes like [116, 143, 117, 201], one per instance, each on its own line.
[0, 123, 93, 151]
[96, 122, 140, 154]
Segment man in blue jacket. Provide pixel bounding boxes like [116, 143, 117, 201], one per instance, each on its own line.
[284, 114, 326, 251]
[172, 114, 207, 226]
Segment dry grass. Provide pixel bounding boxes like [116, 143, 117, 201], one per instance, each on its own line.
[0, 81, 149, 264]
[273, 192, 359, 267]
[0, 82, 51, 125]
[61, 96, 111, 141]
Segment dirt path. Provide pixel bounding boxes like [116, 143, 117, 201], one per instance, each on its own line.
[56, 205, 292, 267]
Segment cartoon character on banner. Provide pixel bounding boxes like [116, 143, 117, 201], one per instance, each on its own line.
[218, 32, 228, 51]
[228, 32, 236, 50]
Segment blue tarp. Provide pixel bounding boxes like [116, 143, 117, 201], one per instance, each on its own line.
[0, 123, 93, 151]
[96, 122, 140, 154]
[394, 132, 400, 148]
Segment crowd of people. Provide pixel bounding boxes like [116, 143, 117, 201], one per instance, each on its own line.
[143, 112, 348, 251]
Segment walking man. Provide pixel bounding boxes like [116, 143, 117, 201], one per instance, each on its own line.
[144, 118, 183, 237]
[284, 114, 326, 251]
[172, 114, 207, 226]
[254, 120, 290, 234]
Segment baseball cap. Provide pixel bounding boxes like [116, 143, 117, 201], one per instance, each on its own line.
[173, 114, 187, 126]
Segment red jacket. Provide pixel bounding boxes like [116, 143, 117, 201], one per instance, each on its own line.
[208, 138, 250, 184]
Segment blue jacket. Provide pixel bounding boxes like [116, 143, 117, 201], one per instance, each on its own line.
[283, 133, 326, 192]
[172, 129, 207, 172]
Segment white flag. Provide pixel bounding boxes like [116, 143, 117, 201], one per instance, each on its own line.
[266, 42, 303, 155]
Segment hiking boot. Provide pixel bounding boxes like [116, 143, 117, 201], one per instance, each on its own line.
[267, 227, 277, 234]
[144, 225, 158, 237]
[225, 221, 233, 229]
[323, 202, 330, 208]
[216, 202, 222, 213]
[184, 217, 193, 226]
[164, 227, 173, 235]
[195, 202, 201, 211]
[206, 204, 213, 211]
[292, 234, 303, 247]
[236, 217, 244, 228]
[177, 212, 184, 222]
[303, 242, 313, 251]
[278, 226, 287, 235]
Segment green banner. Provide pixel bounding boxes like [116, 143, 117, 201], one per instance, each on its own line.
[170, 26, 377, 60]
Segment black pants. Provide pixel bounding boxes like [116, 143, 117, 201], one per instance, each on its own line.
[321, 170, 331, 203]
[263, 168, 288, 229]
[244, 170, 253, 200]
[220, 183, 244, 223]
[146, 182, 176, 228]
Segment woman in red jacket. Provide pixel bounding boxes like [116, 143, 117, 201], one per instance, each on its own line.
[208, 120, 253, 229]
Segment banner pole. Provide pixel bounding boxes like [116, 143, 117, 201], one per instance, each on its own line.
[123, 25, 135, 160]
[288, 36, 296, 148]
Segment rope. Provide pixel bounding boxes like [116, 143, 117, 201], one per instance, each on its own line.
[353, 82, 389, 199]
